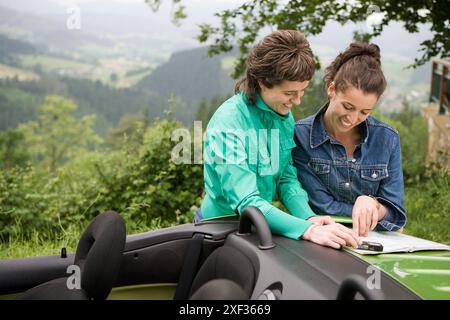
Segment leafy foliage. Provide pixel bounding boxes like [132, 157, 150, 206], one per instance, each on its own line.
[148, 0, 450, 78]
[106, 112, 148, 149]
[18, 96, 103, 173]
[376, 102, 429, 184]
[0, 98, 203, 243]
[404, 170, 450, 244]
[0, 85, 41, 132]
[195, 96, 228, 125]
[0, 128, 29, 169]
[291, 76, 327, 121]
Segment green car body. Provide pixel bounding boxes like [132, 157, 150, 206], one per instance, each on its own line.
[333, 215, 450, 300]
[359, 251, 450, 300]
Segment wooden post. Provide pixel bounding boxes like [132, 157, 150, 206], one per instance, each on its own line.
[439, 65, 448, 114]
[430, 61, 436, 102]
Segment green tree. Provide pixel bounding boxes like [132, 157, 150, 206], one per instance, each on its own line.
[291, 76, 327, 121]
[18, 95, 103, 173]
[195, 96, 227, 125]
[375, 101, 428, 184]
[106, 113, 148, 150]
[147, 0, 450, 77]
[0, 129, 29, 169]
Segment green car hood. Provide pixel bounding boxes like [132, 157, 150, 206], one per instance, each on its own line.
[356, 251, 450, 300]
[332, 216, 450, 300]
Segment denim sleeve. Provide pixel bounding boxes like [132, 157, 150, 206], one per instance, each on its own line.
[375, 135, 407, 231]
[292, 134, 353, 217]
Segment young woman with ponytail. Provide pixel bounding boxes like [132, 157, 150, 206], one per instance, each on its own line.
[293, 43, 406, 238]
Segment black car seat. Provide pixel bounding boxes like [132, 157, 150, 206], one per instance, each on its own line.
[188, 246, 255, 300]
[17, 211, 126, 300]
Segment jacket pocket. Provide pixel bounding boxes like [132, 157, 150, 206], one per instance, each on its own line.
[258, 161, 274, 176]
[308, 158, 331, 188]
[360, 164, 388, 194]
[308, 159, 331, 174]
[361, 165, 389, 181]
[256, 158, 275, 200]
[281, 138, 296, 151]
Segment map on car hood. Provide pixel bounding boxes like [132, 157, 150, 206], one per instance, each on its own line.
[347, 231, 450, 255]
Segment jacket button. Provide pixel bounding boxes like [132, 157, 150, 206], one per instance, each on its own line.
[345, 182, 350, 188]
[371, 173, 378, 179]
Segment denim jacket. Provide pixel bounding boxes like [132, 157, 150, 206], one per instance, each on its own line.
[292, 105, 406, 231]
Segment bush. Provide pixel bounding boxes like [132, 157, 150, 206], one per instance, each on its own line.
[0, 117, 203, 242]
[90, 117, 203, 228]
[404, 170, 450, 244]
[376, 107, 428, 184]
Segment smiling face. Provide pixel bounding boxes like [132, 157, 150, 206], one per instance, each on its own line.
[258, 80, 309, 115]
[324, 83, 378, 136]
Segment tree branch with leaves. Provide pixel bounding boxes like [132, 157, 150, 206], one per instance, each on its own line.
[146, 0, 449, 78]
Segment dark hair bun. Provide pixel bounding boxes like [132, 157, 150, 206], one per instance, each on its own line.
[324, 42, 386, 97]
[347, 42, 381, 62]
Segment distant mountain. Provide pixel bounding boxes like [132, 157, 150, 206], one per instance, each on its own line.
[0, 34, 37, 66]
[0, 76, 166, 135]
[0, 34, 36, 55]
[0, 0, 434, 126]
[0, 2, 198, 64]
[136, 46, 236, 122]
[0, 44, 238, 134]
[0, 5, 113, 61]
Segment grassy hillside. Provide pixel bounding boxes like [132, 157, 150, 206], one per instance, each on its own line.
[18, 54, 91, 72]
[0, 76, 167, 135]
[0, 5, 154, 88]
[0, 33, 152, 89]
[0, 42, 237, 133]
[0, 63, 38, 81]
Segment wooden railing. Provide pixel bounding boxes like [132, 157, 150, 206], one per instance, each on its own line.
[429, 59, 450, 115]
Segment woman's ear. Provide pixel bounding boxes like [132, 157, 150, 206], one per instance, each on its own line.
[258, 80, 266, 92]
[327, 81, 336, 99]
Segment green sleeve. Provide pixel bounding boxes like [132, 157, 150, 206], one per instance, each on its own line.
[215, 163, 313, 239]
[209, 129, 313, 239]
[277, 161, 316, 220]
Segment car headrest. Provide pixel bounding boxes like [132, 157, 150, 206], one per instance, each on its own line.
[75, 211, 126, 300]
[189, 246, 255, 299]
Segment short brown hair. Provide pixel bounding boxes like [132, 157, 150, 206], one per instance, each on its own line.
[324, 42, 386, 97]
[235, 30, 315, 103]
